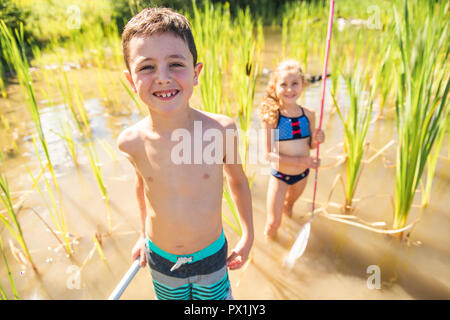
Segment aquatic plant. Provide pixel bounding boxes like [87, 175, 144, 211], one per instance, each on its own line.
[191, 0, 231, 114]
[0, 22, 79, 256]
[0, 21, 57, 185]
[57, 67, 91, 137]
[375, 33, 395, 119]
[0, 234, 19, 300]
[120, 78, 146, 116]
[421, 116, 447, 207]
[83, 139, 111, 233]
[331, 65, 375, 210]
[0, 152, 37, 273]
[0, 64, 6, 98]
[230, 7, 260, 165]
[393, 0, 449, 236]
[280, 1, 313, 68]
[27, 138, 73, 256]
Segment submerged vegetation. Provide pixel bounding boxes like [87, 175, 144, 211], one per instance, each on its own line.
[0, 0, 448, 299]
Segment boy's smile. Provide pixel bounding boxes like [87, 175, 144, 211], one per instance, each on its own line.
[125, 33, 202, 116]
[153, 89, 180, 100]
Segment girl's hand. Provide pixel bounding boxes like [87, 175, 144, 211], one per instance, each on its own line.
[304, 156, 320, 169]
[312, 129, 325, 145]
[131, 235, 147, 268]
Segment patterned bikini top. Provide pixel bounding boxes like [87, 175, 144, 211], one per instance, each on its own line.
[275, 106, 311, 141]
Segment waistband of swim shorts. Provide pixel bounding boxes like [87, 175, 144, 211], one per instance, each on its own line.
[145, 229, 225, 264]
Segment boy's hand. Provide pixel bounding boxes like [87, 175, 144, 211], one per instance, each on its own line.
[312, 128, 325, 145]
[226, 237, 253, 270]
[131, 235, 147, 268]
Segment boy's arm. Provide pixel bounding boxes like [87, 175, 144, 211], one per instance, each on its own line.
[133, 167, 148, 267]
[135, 168, 147, 238]
[117, 130, 148, 267]
[223, 121, 254, 270]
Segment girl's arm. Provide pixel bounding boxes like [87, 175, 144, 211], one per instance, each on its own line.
[305, 108, 325, 149]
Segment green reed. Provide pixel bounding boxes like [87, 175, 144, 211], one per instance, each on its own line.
[0, 23, 70, 250]
[332, 65, 375, 209]
[0, 103, 19, 157]
[0, 63, 6, 98]
[191, 0, 231, 114]
[280, 1, 326, 70]
[222, 6, 260, 235]
[84, 139, 111, 233]
[47, 40, 113, 233]
[60, 74, 111, 231]
[0, 20, 73, 262]
[421, 115, 448, 207]
[120, 78, 146, 116]
[376, 43, 394, 118]
[27, 137, 73, 256]
[0, 21, 57, 183]
[52, 118, 78, 165]
[393, 0, 449, 235]
[57, 67, 91, 137]
[280, 2, 309, 67]
[0, 234, 19, 299]
[230, 7, 260, 165]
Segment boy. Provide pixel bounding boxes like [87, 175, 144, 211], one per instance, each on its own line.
[117, 8, 254, 300]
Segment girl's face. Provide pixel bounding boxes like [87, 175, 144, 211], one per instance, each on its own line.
[275, 69, 303, 107]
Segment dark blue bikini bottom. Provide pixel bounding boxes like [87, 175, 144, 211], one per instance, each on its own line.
[271, 168, 310, 185]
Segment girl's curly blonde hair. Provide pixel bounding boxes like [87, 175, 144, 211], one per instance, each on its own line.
[260, 59, 305, 126]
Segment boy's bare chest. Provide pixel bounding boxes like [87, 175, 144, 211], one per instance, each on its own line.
[133, 138, 223, 192]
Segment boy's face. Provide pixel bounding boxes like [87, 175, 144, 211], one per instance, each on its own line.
[125, 33, 202, 115]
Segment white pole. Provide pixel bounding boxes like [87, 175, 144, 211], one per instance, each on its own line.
[108, 258, 141, 300]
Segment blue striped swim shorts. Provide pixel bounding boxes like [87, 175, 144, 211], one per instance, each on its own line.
[145, 230, 232, 300]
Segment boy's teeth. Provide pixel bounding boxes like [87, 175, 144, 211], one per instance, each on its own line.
[155, 90, 177, 98]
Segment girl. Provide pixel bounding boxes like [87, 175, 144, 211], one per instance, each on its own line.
[261, 60, 325, 238]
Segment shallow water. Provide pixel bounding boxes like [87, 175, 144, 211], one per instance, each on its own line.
[0, 29, 449, 300]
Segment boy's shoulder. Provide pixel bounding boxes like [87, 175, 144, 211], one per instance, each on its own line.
[116, 116, 150, 155]
[195, 109, 236, 131]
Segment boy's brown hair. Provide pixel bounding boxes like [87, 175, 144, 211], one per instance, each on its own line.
[121, 7, 198, 71]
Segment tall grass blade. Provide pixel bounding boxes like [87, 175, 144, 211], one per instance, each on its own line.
[0, 151, 38, 272]
[0, 235, 19, 299]
[393, 0, 449, 236]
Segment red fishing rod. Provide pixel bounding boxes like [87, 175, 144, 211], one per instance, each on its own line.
[285, 0, 335, 266]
